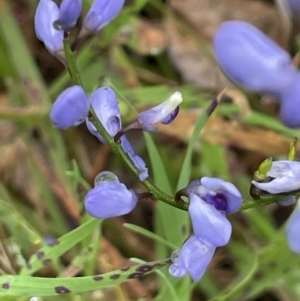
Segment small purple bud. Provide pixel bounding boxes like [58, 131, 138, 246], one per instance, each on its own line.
[214, 21, 297, 94]
[85, 171, 138, 219]
[86, 87, 121, 143]
[50, 85, 89, 129]
[136, 92, 182, 131]
[252, 160, 300, 194]
[83, 0, 125, 33]
[35, 0, 64, 55]
[286, 205, 300, 253]
[56, 0, 82, 31]
[169, 235, 216, 281]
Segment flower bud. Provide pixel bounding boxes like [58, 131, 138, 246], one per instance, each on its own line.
[214, 21, 297, 94]
[35, 0, 64, 55]
[56, 0, 82, 31]
[50, 86, 89, 129]
[83, 0, 125, 33]
[85, 171, 138, 219]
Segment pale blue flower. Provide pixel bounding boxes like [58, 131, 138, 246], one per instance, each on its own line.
[286, 205, 300, 253]
[35, 0, 64, 55]
[214, 21, 296, 94]
[86, 87, 148, 181]
[83, 0, 125, 33]
[187, 177, 242, 246]
[50, 85, 89, 129]
[252, 160, 300, 194]
[85, 171, 138, 219]
[169, 235, 216, 281]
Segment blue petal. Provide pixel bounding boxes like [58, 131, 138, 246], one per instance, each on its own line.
[34, 0, 63, 55]
[85, 180, 138, 219]
[189, 193, 232, 246]
[286, 206, 300, 253]
[86, 87, 122, 139]
[200, 177, 243, 213]
[181, 236, 216, 281]
[50, 85, 89, 129]
[280, 75, 300, 128]
[83, 0, 125, 32]
[57, 0, 82, 31]
[214, 21, 296, 94]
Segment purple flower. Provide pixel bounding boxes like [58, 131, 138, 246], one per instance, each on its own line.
[286, 0, 300, 15]
[86, 87, 121, 144]
[279, 74, 300, 128]
[187, 177, 242, 246]
[85, 171, 138, 219]
[35, 0, 64, 55]
[86, 87, 148, 181]
[252, 160, 300, 194]
[169, 236, 216, 281]
[83, 0, 125, 33]
[56, 0, 82, 31]
[126, 92, 182, 132]
[50, 85, 89, 129]
[213, 21, 297, 94]
[286, 205, 300, 253]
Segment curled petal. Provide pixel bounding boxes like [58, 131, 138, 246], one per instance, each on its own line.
[286, 206, 300, 253]
[83, 0, 125, 32]
[35, 0, 64, 55]
[252, 160, 300, 193]
[214, 21, 296, 94]
[120, 136, 148, 181]
[85, 177, 138, 219]
[169, 236, 216, 281]
[57, 0, 82, 31]
[50, 86, 89, 129]
[189, 193, 232, 246]
[136, 92, 182, 131]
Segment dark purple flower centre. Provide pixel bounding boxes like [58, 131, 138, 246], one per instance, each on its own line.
[204, 193, 228, 212]
[161, 106, 180, 124]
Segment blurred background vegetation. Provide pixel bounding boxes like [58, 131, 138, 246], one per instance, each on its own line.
[1, 0, 300, 300]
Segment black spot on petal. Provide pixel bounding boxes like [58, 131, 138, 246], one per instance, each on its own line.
[2, 282, 9, 290]
[93, 275, 104, 281]
[55, 286, 71, 294]
[110, 274, 120, 280]
[121, 266, 130, 271]
[136, 264, 153, 273]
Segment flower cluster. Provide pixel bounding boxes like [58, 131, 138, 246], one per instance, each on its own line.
[35, 0, 125, 56]
[169, 177, 242, 281]
[251, 159, 300, 252]
[214, 21, 300, 128]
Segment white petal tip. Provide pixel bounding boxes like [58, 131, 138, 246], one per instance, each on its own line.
[169, 91, 183, 105]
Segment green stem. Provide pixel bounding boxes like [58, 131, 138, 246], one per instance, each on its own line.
[62, 39, 292, 214]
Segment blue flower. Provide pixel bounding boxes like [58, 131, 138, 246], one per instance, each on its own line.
[252, 160, 300, 194]
[85, 171, 138, 219]
[83, 0, 125, 33]
[50, 85, 89, 129]
[35, 0, 64, 55]
[124, 92, 182, 132]
[286, 205, 300, 253]
[187, 177, 242, 246]
[56, 0, 83, 31]
[86, 87, 148, 181]
[169, 236, 216, 281]
[213, 21, 296, 94]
